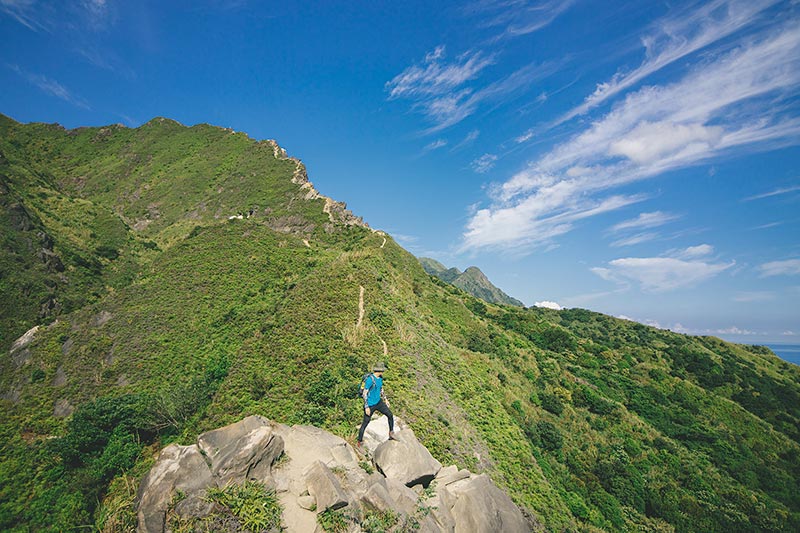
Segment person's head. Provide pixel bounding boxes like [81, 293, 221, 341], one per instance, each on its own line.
[373, 361, 387, 375]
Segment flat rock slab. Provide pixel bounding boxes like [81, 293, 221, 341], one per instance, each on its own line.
[374, 428, 441, 487]
[197, 415, 284, 484]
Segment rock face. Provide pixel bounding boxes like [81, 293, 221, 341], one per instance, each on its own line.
[136, 415, 533, 532]
[373, 427, 442, 487]
[197, 414, 283, 485]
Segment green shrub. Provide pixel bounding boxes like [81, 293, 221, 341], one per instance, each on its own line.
[206, 481, 283, 532]
[536, 420, 563, 451]
[540, 391, 564, 416]
[318, 508, 349, 533]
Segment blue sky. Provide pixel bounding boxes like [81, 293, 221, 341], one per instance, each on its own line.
[2, 0, 799, 344]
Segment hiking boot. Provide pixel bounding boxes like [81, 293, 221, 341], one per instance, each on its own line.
[356, 440, 364, 451]
[388, 431, 397, 440]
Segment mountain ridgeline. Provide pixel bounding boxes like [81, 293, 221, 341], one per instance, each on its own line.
[1, 113, 799, 532]
[419, 257, 525, 307]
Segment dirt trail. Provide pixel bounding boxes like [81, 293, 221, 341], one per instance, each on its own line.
[356, 285, 365, 328]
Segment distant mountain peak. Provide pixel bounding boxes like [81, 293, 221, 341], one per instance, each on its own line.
[419, 257, 524, 307]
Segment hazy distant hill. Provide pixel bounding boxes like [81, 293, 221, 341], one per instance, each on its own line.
[1, 113, 798, 532]
[419, 257, 524, 307]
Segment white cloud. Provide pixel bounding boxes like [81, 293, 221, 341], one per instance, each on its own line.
[555, 0, 783, 124]
[461, 22, 800, 253]
[674, 244, 714, 259]
[611, 211, 680, 232]
[471, 153, 498, 173]
[784, 330, 797, 336]
[608, 121, 722, 165]
[534, 300, 562, 310]
[759, 258, 800, 277]
[592, 254, 734, 292]
[743, 185, 800, 201]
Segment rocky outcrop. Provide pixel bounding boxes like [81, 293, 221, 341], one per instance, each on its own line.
[136, 415, 533, 532]
[373, 427, 442, 487]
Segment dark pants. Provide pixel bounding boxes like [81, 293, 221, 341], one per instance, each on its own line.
[357, 399, 394, 442]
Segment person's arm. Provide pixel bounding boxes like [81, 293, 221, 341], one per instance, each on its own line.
[363, 375, 373, 413]
[380, 381, 389, 406]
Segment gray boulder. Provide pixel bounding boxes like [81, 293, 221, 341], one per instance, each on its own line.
[448, 474, 529, 533]
[303, 460, 349, 512]
[136, 444, 215, 533]
[373, 427, 441, 487]
[197, 415, 284, 484]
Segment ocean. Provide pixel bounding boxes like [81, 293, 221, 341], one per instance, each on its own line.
[765, 344, 800, 367]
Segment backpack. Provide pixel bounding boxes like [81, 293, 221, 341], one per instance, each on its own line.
[356, 373, 377, 399]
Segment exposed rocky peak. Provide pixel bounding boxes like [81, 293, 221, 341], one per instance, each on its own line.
[137, 415, 533, 532]
[266, 139, 370, 230]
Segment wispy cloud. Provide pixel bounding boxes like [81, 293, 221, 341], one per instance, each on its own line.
[452, 129, 480, 151]
[610, 211, 680, 232]
[743, 184, 800, 201]
[751, 221, 783, 230]
[0, 0, 44, 30]
[8, 64, 91, 109]
[610, 232, 659, 248]
[387, 46, 553, 133]
[554, 0, 783, 125]
[0, 0, 114, 32]
[759, 258, 800, 277]
[471, 153, 498, 173]
[471, 0, 576, 38]
[461, 23, 800, 252]
[387, 46, 494, 100]
[423, 138, 448, 152]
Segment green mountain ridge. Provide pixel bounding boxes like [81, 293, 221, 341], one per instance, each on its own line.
[419, 257, 525, 307]
[1, 113, 799, 532]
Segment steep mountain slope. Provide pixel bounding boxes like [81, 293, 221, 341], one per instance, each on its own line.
[1, 115, 798, 532]
[419, 257, 524, 307]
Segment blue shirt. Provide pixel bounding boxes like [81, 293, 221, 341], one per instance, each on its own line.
[364, 374, 383, 407]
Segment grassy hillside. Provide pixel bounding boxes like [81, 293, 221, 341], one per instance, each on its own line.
[1, 114, 798, 532]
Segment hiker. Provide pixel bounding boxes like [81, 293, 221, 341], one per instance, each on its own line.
[357, 361, 395, 448]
